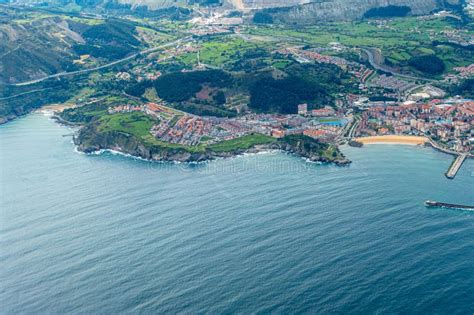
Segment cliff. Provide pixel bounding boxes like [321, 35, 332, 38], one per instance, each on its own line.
[117, 0, 179, 10]
[227, 0, 311, 10]
[263, 0, 442, 22]
[75, 126, 216, 162]
[277, 135, 351, 165]
[11, 0, 459, 20]
[74, 124, 350, 165]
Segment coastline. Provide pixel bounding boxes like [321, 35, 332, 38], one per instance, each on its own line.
[355, 135, 428, 145]
[37, 103, 76, 113]
[73, 135, 352, 166]
[3, 112, 474, 315]
[68, 119, 351, 165]
[79, 144, 352, 166]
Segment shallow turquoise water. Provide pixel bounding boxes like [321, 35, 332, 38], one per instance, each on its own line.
[1, 113, 473, 313]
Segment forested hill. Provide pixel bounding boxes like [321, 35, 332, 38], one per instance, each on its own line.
[0, 7, 143, 85]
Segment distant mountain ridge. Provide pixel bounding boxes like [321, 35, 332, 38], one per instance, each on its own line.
[226, 0, 311, 10]
[5, 0, 465, 23]
[9, 0, 460, 11]
[264, 0, 445, 22]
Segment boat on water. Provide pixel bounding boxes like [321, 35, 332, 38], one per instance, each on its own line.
[425, 200, 474, 211]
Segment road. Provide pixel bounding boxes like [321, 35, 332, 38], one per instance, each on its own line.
[347, 116, 360, 139]
[361, 48, 436, 83]
[3, 36, 192, 87]
[412, 126, 473, 158]
[334, 114, 359, 144]
[0, 87, 53, 101]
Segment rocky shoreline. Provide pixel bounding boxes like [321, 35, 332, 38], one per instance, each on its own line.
[73, 123, 351, 166]
[77, 140, 352, 165]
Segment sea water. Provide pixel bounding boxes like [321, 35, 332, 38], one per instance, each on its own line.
[1, 113, 473, 313]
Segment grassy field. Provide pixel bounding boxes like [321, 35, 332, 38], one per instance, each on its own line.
[142, 132, 275, 153]
[208, 134, 275, 152]
[175, 52, 198, 66]
[321, 144, 344, 160]
[94, 114, 344, 160]
[137, 26, 174, 46]
[95, 112, 275, 153]
[244, 16, 473, 72]
[98, 112, 156, 138]
[66, 87, 96, 104]
[199, 37, 264, 67]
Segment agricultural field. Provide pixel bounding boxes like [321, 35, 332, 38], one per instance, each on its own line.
[198, 37, 263, 67]
[244, 16, 474, 72]
[3, 4, 472, 125]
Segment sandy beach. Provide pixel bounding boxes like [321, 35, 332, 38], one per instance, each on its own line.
[355, 135, 428, 145]
[38, 103, 75, 113]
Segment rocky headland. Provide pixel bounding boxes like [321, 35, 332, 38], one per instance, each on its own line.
[73, 123, 351, 165]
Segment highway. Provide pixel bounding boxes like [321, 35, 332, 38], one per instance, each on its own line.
[361, 48, 436, 83]
[2, 36, 192, 87]
[346, 115, 360, 139]
[0, 87, 53, 101]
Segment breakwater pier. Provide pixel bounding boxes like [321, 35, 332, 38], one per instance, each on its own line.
[425, 200, 474, 211]
[445, 154, 467, 179]
[425, 139, 470, 179]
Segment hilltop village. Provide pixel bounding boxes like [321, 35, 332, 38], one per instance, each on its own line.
[69, 42, 473, 164]
[107, 94, 473, 155]
[4, 4, 471, 163]
[100, 16, 473, 158]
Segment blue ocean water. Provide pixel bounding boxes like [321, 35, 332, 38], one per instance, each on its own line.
[319, 118, 348, 126]
[1, 113, 473, 314]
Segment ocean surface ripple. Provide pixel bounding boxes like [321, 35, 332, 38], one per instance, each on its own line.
[1, 114, 473, 313]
